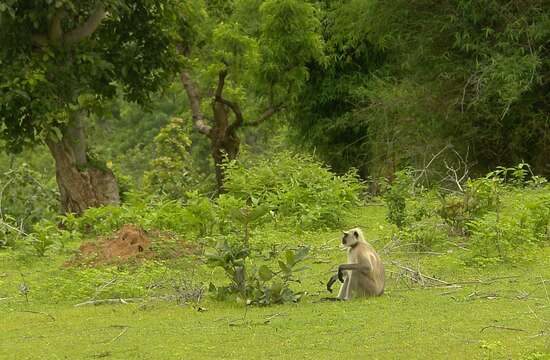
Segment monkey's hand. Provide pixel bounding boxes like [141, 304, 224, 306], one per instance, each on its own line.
[326, 274, 339, 293]
[337, 266, 345, 283]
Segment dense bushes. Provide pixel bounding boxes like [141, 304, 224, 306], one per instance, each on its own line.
[3, 152, 362, 305]
[0, 159, 58, 248]
[381, 164, 550, 265]
[292, 0, 550, 179]
[223, 152, 362, 229]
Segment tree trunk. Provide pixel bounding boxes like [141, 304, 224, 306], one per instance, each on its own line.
[211, 130, 240, 192]
[210, 100, 241, 192]
[46, 113, 119, 214]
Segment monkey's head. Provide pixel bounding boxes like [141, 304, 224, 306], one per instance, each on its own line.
[341, 227, 364, 247]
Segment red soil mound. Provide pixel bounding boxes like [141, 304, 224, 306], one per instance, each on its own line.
[66, 224, 201, 267]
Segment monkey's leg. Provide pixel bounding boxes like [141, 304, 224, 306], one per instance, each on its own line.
[337, 275, 350, 300]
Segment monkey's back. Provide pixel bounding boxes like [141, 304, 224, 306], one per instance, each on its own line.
[352, 242, 385, 296]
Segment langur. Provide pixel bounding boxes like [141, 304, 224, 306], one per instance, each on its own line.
[326, 227, 385, 300]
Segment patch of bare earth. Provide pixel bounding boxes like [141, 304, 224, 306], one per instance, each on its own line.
[66, 224, 201, 267]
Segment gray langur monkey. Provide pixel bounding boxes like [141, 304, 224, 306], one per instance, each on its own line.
[326, 227, 385, 300]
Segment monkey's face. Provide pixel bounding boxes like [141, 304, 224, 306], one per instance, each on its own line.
[341, 230, 359, 247]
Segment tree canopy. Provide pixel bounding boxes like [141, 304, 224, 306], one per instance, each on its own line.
[0, 0, 182, 152]
[292, 0, 550, 178]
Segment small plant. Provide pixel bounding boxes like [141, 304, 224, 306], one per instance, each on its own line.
[143, 117, 209, 198]
[0, 163, 58, 240]
[248, 246, 310, 305]
[28, 219, 81, 257]
[466, 190, 550, 265]
[180, 191, 218, 238]
[398, 217, 448, 251]
[206, 242, 309, 305]
[381, 169, 413, 228]
[205, 240, 250, 297]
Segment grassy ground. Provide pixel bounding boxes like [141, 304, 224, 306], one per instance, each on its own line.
[1, 205, 549, 359]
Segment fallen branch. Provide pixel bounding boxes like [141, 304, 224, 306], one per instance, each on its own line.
[449, 275, 520, 286]
[467, 291, 498, 300]
[529, 330, 548, 338]
[540, 275, 549, 303]
[19, 310, 56, 321]
[109, 327, 129, 343]
[391, 261, 450, 286]
[74, 295, 180, 307]
[74, 298, 143, 307]
[480, 325, 525, 333]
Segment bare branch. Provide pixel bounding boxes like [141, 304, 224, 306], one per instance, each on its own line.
[413, 144, 451, 186]
[244, 105, 283, 127]
[63, 2, 106, 45]
[216, 97, 244, 128]
[215, 69, 228, 99]
[31, 9, 67, 47]
[31, 34, 49, 47]
[181, 71, 211, 135]
[49, 10, 66, 42]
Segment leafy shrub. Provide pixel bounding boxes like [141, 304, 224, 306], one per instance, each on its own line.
[386, 164, 549, 264]
[486, 163, 547, 187]
[144, 117, 212, 199]
[380, 169, 414, 228]
[437, 177, 498, 234]
[206, 240, 309, 305]
[466, 188, 550, 265]
[398, 216, 449, 251]
[437, 164, 544, 235]
[223, 152, 362, 230]
[20, 219, 82, 257]
[179, 191, 218, 238]
[60, 194, 204, 237]
[0, 215, 24, 248]
[0, 163, 58, 241]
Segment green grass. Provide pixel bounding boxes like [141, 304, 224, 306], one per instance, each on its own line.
[1, 205, 549, 359]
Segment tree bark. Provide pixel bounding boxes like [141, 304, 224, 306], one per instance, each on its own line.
[210, 98, 240, 191]
[46, 112, 119, 214]
[180, 68, 281, 192]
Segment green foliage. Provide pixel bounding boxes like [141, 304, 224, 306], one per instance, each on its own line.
[180, 191, 218, 238]
[387, 164, 550, 265]
[223, 152, 362, 229]
[437, 164, 546, 235]
[31, 150, 362, 246]
[380, 169, 413, 228]
[466, 188, 550, 265]
[291, 0, 550, 178]
[144, 117, 210, 198]
[206, 240, 309, 305]
[258, 0, 324, 97]
[437, 177, 499, 234]
[0, 162, 58, 233]
[398, 216, 448, 251]
[0, 0, 183, 152]
[30, 260, 188, 302]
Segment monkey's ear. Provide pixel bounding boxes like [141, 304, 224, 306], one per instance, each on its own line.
[353, 230, 359, 238]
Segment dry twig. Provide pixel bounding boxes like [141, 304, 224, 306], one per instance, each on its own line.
[480, 325, 525, 333]
[18, 310, 56, 321]
[74, 298, 144, 307]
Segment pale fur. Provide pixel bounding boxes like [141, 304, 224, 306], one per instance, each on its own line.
[337, 227, 385, 300]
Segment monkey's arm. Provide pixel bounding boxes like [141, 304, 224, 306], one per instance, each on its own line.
[338, 263, 371, 281]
